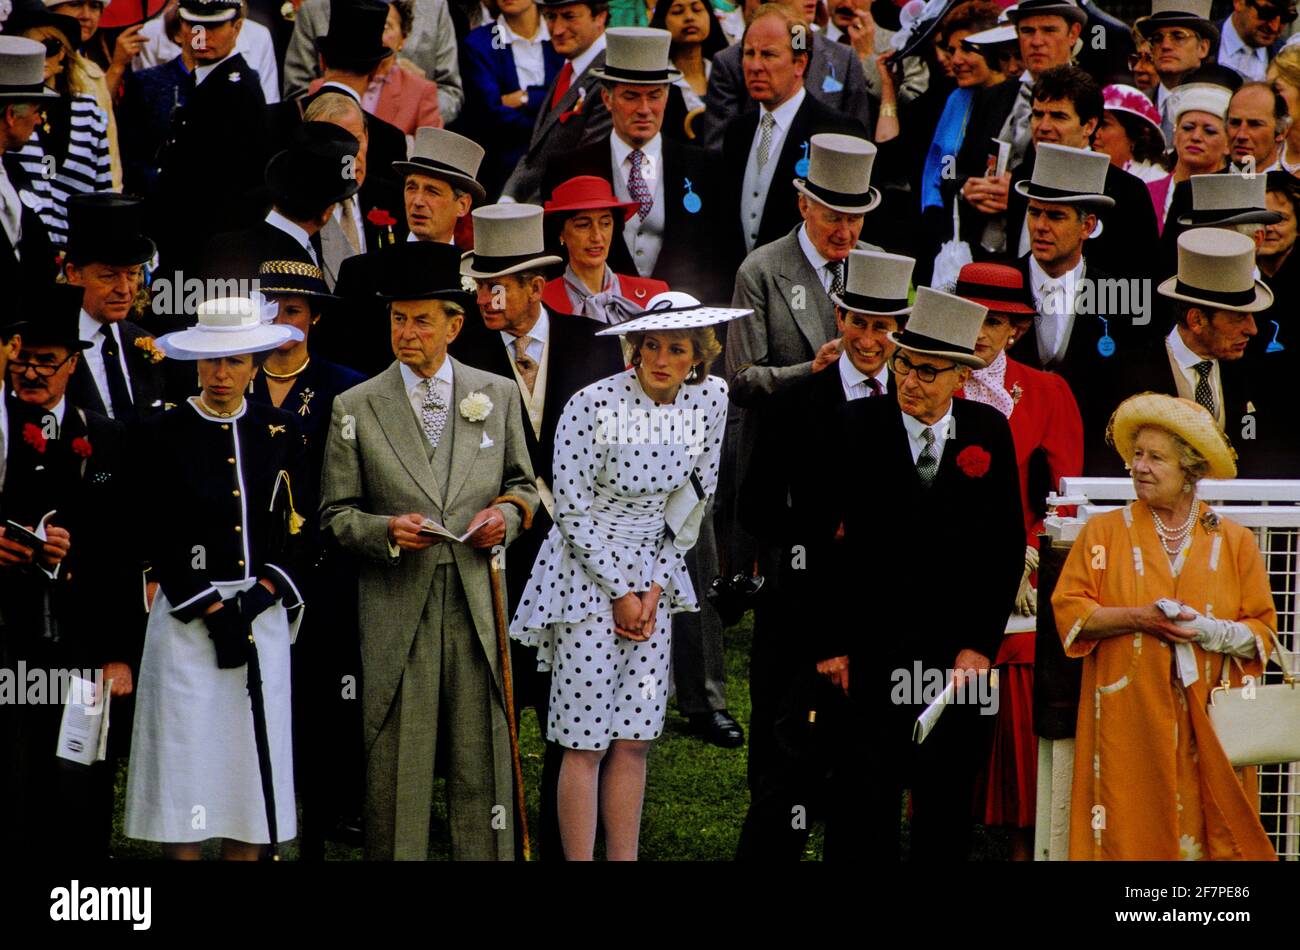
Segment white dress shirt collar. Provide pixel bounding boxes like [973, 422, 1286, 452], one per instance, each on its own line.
[1028, 254, 1084, 300]
[500, 306, 550, 350]
[79, 308, 106, 342]
[762, 84, 806, 131]
[901, 403, 956, 462]
[570, 32, 607, 78]
[1168, 323, 1211, 370]
[797, 222, 831, 275]
[838, 355, 888, 399]
[265, 210, 316, 261]
[611, 131, 663, 167]
[195, 50, 239, 86]
[400, 355, 454, 394]
[319, 80, 362, 104]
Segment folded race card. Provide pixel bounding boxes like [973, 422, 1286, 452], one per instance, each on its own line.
[418, 518, 489, 543]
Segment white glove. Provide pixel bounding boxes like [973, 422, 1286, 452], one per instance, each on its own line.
[1014, 546, 1038, 616]
[1155, 599, 1257, 658]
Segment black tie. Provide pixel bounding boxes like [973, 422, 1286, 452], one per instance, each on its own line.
[308, 230, 323, 267]
[101, 326, 136, 422]
[1193, 360, 1216, 418]
[866, 378, 881, 396]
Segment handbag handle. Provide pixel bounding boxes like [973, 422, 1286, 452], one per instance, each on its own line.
[1210, 627, 1297, 706]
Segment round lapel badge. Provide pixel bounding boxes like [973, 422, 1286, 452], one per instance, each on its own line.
[1097, 316, 1115, 357]
[682, 177, 701, 214]
[794, 141, 810, 178]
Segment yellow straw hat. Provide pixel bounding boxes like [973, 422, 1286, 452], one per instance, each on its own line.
[1106, 392, 1237, 480]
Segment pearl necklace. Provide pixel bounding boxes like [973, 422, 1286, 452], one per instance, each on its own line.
[197, 395, 241, 418]
[1151, 499, 1199, 555]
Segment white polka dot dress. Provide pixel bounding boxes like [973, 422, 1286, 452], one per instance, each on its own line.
[510, 368, 728, 750]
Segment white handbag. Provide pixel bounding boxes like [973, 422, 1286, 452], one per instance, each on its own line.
[664, 471, 707, 551]
[1208, 629, 1300, 768]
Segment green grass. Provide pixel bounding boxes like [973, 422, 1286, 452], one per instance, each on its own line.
[110, 613, 1010, 861]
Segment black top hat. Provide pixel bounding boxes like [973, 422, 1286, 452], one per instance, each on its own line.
[66, 193, 156, 266]
[318, 0, 392, 73]
[16, 283, 90, 350]
[1007, 0, 1088, 24]
[257, 259, 339, 301]
[375, 242, 475, 311]
[2, 0, 80, 53]
[265, 121, 361, 217]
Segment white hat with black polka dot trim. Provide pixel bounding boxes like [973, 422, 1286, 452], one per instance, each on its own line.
[594, 291, 752, 336]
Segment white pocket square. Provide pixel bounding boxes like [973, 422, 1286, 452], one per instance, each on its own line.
[479, 431, 495, 449]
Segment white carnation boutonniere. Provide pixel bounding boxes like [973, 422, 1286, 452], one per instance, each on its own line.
[460, 391, 493, 422]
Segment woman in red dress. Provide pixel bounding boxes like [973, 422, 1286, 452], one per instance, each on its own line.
[541, 176, 669, 322]
[954, 262, 1083, 860]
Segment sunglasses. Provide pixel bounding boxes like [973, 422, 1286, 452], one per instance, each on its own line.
[1127, 51, 1155, 69]
[40, 37, 66, 58]
[1247, 0, 1298, 22]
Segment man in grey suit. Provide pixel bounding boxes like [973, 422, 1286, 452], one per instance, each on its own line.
[501, 0, 612, 203]
[283, 0, 465, 123]
[696, 0, 872, 153]
[320, 241, 539, 861]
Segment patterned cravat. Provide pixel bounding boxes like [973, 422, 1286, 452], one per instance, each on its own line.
[829, 260, 845, 298]
[339, 196, 361, 255]
[514, 334, 538, 393]
[757, 112, 775, 169]
[420, 378, 448, 449]
[1193, 361, 1216, 418]
[628, 149, 653, 221]
[916, 426, 939, 486]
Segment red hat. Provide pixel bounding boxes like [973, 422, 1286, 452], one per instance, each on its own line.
[954, 262, 1037, 315]
[544, 176, 639, 222]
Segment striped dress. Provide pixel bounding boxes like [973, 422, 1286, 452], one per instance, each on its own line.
[15, 93, 114, 246]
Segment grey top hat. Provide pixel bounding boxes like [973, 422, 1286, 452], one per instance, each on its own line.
[887, 286, 988, 368]
[1136, 0, 1219, 44]
[590, 27, 682, 84]
[460, 204, 564, 279]
[1176, 172, 1282, 226]
[792, 133, 881, 215]
[392, 127, 487, 203]
[1157, 227, 1274, 312]
[1014, 143, 1115, 208]
[831, 249, 915, 316]
[0, 36, 58, 101]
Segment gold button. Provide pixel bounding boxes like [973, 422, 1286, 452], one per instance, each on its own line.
[238, 559, 245, 567]
[234, 526, 242, 533]
[232, 490, 240, 497]
[227, 457, 235, 464]
[221, 424, 230, 430]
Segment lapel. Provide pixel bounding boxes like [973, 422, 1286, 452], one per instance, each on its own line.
[317, 216, 349, 287]
[774, 230, 835, 354]
[444, 358, 483, 508]
[370, 362, 443, 510]
[117, 321, 160, 410]
[531, 50, 605, 149]
[67, 359, 108, 417]
[499, 38, 522, 90]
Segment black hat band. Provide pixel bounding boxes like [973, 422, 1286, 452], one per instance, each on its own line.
[894, 328, 976, 355]
[953, 279, 1030, 305]
[466, 251, 552, 272]
[1024, 182, 1103, 201]
[800, 179, 875, 208]
[402, 157, 473, 180]
[836, 291, 909, 312]
[600, 65, 673, 82]
[1173, 280, 1257, 306]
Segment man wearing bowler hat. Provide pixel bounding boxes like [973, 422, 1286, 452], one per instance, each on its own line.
[451, 202, 622, 856]
[737, 248, 914, 859]
[809, 286, 1023, 860]
[540, 27, 728, 304]
[320, 240, 539, 860]
[0, 36, 57, 287]
[64, 194, 166, 423]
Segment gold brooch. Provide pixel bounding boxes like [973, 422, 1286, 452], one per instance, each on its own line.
[268, 424, 286, 437]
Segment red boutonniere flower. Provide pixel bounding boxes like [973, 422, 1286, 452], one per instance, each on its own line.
[22, 422, 47, 453]
[559, 89, 587, 123]
[366, 208, 396, 228]
[956, 445, 991, 478]
[71, 437, 93, 458]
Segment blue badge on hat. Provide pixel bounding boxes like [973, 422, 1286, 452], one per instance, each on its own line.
[682, 178, 701, 214]
[821, 64, 843, 94]
[794, 141, 810, 178]
[1097, 316, 1115, 357]
[1267, 320, 1284, 353]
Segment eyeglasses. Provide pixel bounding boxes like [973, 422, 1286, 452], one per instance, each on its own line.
[9, 353, 76, 378]
[1247, 0, 1298, 22]
[1127, 51, 1155, 69]
[1150, 28, 1199, 46]
[888, 351, 961, 383]
[40, 37, 65, 58]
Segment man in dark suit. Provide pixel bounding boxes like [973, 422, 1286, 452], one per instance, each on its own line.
[721, 5, 867, 264]
[1215, 0, 1290, 82]
[201, 121, 361, 283]
[1156, 165, 1281, 287]
[0, 37, 57, 288]
[2, 284, 141, 856]
[502, 0, 612, 203]
[1105, 227, 1300, 476]
[63, 196, 166, 423]
[117, 52, 191, 203]
[540, 27, 728, 304]
[1138, 0, 1218, 141]
[697, 0, 872, 153]
[150, 0, 268, 281]
[1005, 66, 1160, 283]
[736, 248, 911, 859]
[450, 202, 623, 857]
[811, 287, 1023, 860]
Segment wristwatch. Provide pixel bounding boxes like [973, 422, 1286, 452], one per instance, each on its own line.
[519, 89, 529, 106]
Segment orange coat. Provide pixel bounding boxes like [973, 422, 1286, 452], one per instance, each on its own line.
[1052, 502, 1277, 860]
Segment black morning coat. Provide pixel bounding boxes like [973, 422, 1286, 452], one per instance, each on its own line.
[0, 155, 56, 288]
[130, 399, 308, 624]
[805, 394, 1024, 692]
[448, 308, 625, 608]
[64, 319, 168, 422]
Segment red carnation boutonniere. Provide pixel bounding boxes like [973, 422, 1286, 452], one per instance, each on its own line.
[367, 208, 398, 248]
[956, 445, 991, 478]
[22, 422, 47, 454]
[559, 87, 587, 124]
[71, 437, 93, 459]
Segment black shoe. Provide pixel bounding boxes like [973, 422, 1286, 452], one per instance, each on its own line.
[688, 710, 745, 748]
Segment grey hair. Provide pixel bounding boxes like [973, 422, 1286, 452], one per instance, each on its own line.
[8, 103, 32, 118]
[1136, 424, 1211, 485]
[304, 91, 364, 126]
[440, 300, 466, 319]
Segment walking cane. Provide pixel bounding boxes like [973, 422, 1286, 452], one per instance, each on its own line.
[244, 624, 281, 861]
[488, 493, 534, 861]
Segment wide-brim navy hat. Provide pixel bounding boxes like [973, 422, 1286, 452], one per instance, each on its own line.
[374, 242, 475, 310]
[265, 121, 361, 213]
[66, 193, 156, 266]
[3, 0, 81, 53]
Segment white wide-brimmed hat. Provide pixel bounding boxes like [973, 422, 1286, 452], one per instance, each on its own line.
[831, 249, 915, 316]
[792, 133, 881, 215]
[1169, 82, 1232, 125]
[1176, 172, 1282, 226]
[460, 204, 563, 279]
[887, 286, 988, 368]
[590, 27, 682, 84]
[1014, 143, 1115, 208]
[595, 291, 752, 335]
[156, 297, 303, 360]
[1107, 392, 1237, 479]
[392, 127, 487, 203]
[1156, 227, 1274, 312]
